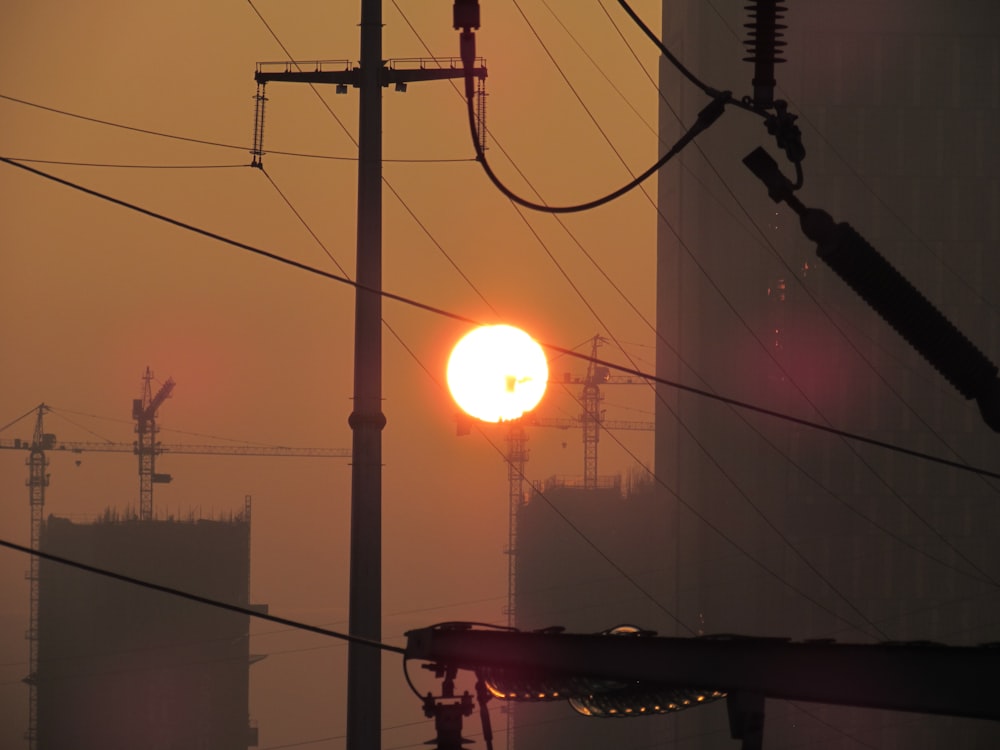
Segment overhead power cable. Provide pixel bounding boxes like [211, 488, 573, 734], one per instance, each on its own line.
[0, 92, 469, 164]
[0, 537, 405, 655]
[460, 66, 728, 214]
[453, 0, 776, 214]
[1, 157, 248, 169]
[2, 155, 998, 482]
[616, 0, 739, 106]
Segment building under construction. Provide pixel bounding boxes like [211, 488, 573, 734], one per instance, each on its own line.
[36, 504, 260, 750]
[0, 371, 293, 749]
[511, 478, 676, 750]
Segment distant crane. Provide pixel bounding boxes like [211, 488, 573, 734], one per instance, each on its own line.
[549, 334, 652, 489]
[134, 366, 176, 521]
[498, 335, 653, 626]
[0, 377, 349, 747]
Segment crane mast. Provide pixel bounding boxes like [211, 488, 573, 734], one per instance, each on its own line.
[132, 367, 175, 521]
[581, 338, 606, 489]
[503, 423, 529, 629]
[552, 335, 651, 488]
[23, 404, 55, 750]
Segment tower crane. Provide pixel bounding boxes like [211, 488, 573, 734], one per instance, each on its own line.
[549, 334, 652, 489]
[496, 335, 653, 626]
[134, 366, 175, 521]
[1, 387, 349, 743]
[0, 401, 351, 526]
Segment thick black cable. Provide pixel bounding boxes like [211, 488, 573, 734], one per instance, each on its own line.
[615, 0, 762, 117]
[452, 0, 764, 212]
[0, 537, 405, 655]
[2, 155, 997, 482]
[462, 62, 728, 213]
[616, 0, 718, 100]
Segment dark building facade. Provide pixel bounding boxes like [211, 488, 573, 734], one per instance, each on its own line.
[512, 478, 684, 750]
[36, 510, 259, 750]
[513, 1, 1000, 749]
[652, 0, 1000, 747]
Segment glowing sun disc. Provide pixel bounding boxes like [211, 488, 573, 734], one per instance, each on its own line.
[447, 325, 548, 423]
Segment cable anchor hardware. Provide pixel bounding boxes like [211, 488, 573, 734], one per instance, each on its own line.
[420, 664, 481, 750]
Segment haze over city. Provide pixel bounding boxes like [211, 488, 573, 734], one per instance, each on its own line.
[2, 1, 998, 749]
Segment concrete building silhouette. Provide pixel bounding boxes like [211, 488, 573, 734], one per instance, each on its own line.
[513, 1, 1000, 748]
[36, 506, 261, 750]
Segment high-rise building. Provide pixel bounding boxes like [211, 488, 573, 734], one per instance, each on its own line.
[653, 0, 1000, 746]
[36, 507, 261, 750]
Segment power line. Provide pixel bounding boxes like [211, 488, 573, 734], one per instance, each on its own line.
[510, 0, 642, 187]
[0, 537, 405, 655]
[460, 60, 727, 213]
[1, 157, 249, 169]
[2, 156, 997, 483]
[0, 92, 470, 164]
[259, 166, 352, 277]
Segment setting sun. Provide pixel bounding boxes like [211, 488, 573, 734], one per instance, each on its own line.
[447, 325, 548, 423]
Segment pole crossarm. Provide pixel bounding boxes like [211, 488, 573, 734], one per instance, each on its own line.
[254, 57, 486, 88]
[405, 625, 1000, 722]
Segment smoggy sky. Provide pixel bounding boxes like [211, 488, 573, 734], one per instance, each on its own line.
[0, 2, 667, 747]
[5, 2, 1000, 748]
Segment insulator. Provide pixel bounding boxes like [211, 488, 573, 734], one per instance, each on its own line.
[801, 210, 1000, 403]
[476, 76, 488, 153]
[250, 82, 267, 169]
[743, 1, 788, 107]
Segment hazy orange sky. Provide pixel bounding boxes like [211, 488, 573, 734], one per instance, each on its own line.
[0, 2, 667, 747]
[5, 2, 999, 748]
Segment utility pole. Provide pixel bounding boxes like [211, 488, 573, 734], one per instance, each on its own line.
[347, 3, 384, 747]
[252, 5, 486, 748]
